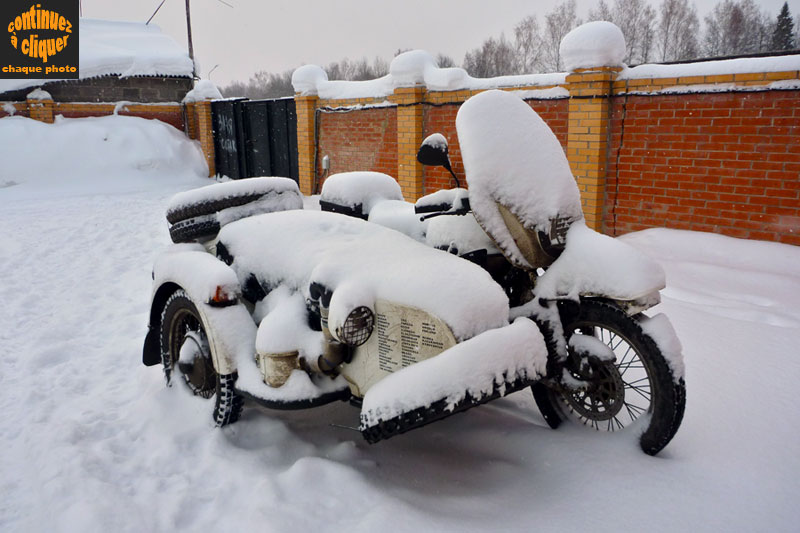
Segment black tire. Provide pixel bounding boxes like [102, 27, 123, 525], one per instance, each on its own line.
[166, 191, 267, 225]
[160, 290, 243, 426]
[532, 300, 685, 456]
[168, 216, 221, 244]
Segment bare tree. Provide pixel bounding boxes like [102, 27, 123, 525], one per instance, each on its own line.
[589, 0, 657, 64]
[656, 0, 700, 61]
[704, 0, 772, 56]
[220, 69, 294, 98]
[542, 0, 582, 71]
[755, 9, 777, 51]
[435, 53, 456, 68]
[221, 55, 391, 98]
[513, 15, 544, 73]
[589, 0, 614, 21]
[796, 19, 800, 48]
[463, 34, 518, 77]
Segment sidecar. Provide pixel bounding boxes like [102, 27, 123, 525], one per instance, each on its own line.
[143, 176, 548, 441]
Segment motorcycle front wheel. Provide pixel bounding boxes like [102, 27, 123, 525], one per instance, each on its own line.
[531, 300, 686, 456]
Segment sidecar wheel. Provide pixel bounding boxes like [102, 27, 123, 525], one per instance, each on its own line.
[160, 290, 243, 426]
[532, 300, 685, 456]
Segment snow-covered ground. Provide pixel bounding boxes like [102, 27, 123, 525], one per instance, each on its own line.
[1, 115, 799, 532]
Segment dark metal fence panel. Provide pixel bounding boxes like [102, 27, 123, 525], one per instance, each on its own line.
[210, 98, 247, 180]
[210, 97, 298, 182]
[241, 100, 272, 177]
[266, 99, 297, 179]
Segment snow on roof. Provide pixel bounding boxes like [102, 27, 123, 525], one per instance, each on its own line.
[0, 18, 193, 94]
[292, 50, 567, 99]
[559, 21, 627, 72]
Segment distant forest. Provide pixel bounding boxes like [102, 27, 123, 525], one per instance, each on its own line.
[220, 0, 799, 98]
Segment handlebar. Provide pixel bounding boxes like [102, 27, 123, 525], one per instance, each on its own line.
[418, 205, 471, 221]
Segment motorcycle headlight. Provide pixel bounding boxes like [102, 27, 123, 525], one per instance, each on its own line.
[335, 306, 375, 346]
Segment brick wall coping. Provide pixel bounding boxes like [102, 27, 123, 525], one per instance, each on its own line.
[2, 99, 183, 111]
[612, 72, 800, 95]
[318, 101, 396, 112]
[314, 86, 570, 109]
[298, 72, 569, 100]
[620, 54, 800, 80]
[317, 98, 395, 109]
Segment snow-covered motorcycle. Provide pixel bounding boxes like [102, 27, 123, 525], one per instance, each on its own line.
[143, 89, 685, 455]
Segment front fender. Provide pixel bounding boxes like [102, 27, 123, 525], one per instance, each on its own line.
[144, 248, 254, 375]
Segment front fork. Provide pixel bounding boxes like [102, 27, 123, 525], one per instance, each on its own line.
[526, 298, 574, 383]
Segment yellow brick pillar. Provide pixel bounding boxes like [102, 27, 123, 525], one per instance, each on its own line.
[295, 95, 319, 195]
[27, 94, 54, 123]
[565, 67, 620, 231]
[389, 86, 426, 201]
[194, 100, 216, 177]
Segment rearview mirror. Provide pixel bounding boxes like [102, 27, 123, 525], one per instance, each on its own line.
[416, 133, 461, 188]
[416, 133, 452, 170]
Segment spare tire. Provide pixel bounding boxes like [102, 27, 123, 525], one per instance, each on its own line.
[166, 177, 304, 243]
[166, 177, 303, 224]
[169, 215, 221, 244]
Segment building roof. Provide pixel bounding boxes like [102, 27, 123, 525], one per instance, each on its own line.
[0, 19, 194, 95]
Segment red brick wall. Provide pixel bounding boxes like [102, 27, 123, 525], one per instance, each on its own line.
[605, 90, 800, 245]
[422, 98, 569, 193]
[423, 105, 461, 192]
[317, 107, 397, 187]
[0, 102, 184, 130]
[0, 103, 28, 118]
[54, 105, 185, 131]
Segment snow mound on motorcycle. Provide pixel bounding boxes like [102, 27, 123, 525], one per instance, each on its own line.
[367, 200, 428, 242]
[535, 220, 667, 301]
[217, 210, 510, 341]
[321, 171, 403, 214]
[456, 89, 583, 269]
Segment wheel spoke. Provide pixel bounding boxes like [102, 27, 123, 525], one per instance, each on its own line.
[610, 336, 626, 353]
[625, 382, 652, 402]
[616, 347, 636, 374]
[626, 376, 650, 387]
[625, 401, 647, 419]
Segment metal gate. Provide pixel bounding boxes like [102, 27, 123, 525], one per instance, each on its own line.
[210, 97, 298, 181]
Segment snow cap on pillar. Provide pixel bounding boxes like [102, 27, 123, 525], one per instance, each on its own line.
[559, 21, 626, 71]
[292, 65, 328, 95]
[390, 50, 437, 87]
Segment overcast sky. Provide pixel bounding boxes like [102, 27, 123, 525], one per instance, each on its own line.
[82, 0, 800, 87]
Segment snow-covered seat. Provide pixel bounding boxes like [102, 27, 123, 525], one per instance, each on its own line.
[320, 171, 403, 219]
[455, 90, 584, 271]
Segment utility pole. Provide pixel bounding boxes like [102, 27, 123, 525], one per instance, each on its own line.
[186, 0, 196, 78]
